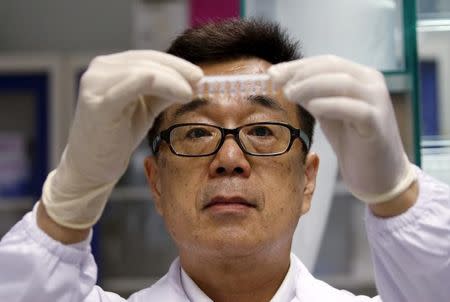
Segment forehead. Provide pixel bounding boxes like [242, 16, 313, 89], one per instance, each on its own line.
[164, 57, 300, 127]
[200, 57, 270, 75]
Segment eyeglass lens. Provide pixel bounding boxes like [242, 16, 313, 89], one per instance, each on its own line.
[169, 124, 291, 156]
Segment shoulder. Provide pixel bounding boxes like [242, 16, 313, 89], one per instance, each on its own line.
[291, 254, 380, 301]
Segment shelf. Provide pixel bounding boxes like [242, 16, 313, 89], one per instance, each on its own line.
[384, 72, 410, 93]
[109, 186, 152, 203]
[417, 19, 450, 33]
[0, 197, 34, 211]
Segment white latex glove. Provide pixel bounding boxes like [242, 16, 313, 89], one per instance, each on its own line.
[42, 50, 203, 229]
[268, 55, 416, 204]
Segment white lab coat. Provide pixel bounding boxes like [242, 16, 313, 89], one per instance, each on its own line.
[0, 167, 449, 302]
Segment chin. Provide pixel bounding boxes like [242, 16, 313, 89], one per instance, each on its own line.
[201, 231, 266, 258]
[209, 243, 261, 259]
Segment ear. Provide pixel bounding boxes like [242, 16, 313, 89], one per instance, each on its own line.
[300, 152, 320, 215]
[144, 156, 163, 216]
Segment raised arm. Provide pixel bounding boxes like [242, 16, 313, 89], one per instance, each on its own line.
[269, 55, 450, 301]
[0, 50, 203, 302]
[365, 167, 450, 301]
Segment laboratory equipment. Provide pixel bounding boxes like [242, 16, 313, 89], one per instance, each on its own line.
[194, 74, 277, 99]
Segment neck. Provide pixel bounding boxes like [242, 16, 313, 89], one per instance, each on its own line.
[179, 247, 291, 302]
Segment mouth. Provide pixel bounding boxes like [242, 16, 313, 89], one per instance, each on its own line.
[203, 196, 257, 212]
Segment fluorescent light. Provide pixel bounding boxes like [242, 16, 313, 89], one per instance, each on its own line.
[417, 19, 450, 32]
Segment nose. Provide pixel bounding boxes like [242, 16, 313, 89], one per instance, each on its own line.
[209, 136, 251, 178]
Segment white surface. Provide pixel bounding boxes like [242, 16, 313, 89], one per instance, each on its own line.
[245, 0, 401, 70]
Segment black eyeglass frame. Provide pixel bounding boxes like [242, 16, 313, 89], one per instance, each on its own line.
[151, 122, 311, 157]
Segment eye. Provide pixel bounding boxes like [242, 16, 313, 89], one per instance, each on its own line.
[247, 125, 274, 137]
[185, 127, 212, 139]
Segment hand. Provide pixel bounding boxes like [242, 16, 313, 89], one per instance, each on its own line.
[42, 50, 203, 229]
[268, 55, 416, 204]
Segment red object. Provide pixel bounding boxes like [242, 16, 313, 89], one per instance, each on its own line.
[189, 0, 240, 27]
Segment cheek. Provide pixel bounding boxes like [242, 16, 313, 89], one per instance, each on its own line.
[158, 155, 209, 214]
[156, 157, 207, 242]
[160, 154, 193, 186]
[257, 154, 305, 213]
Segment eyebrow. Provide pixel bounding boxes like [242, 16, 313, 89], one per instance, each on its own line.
[247, 95, 286, 113]
[174, 98, 209, 118]
[173, 94, 286, 119]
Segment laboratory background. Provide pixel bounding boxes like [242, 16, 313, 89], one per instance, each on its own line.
[0, 0, 449, 298]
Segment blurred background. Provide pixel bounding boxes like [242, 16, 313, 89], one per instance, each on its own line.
[0, 0, 449, 298]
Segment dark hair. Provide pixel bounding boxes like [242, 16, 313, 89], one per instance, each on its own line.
[147, 18, 315, 156]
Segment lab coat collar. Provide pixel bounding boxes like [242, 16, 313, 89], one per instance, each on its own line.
[130, 253, 350, 302]
[180, 253, 297, 302]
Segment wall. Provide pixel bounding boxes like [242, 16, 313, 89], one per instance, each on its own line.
[0, 0, 132, 53]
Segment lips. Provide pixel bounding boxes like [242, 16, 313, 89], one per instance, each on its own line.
[204, 196, 256, 210]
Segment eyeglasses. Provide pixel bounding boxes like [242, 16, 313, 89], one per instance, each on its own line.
[152, 122, 310, 157]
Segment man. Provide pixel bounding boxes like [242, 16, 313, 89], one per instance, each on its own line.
[0, 19, 449, 302]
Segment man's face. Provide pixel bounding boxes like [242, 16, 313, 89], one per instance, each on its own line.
[145, 57, 319, 258]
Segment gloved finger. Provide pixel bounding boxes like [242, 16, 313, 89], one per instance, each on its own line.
[304, 97, 375, 137]
[283, 73, 369, 105]
[121, 60, 195, 94]
[101, 71, 155, 116]
[103, 67, 193, 116]
[92, 50, 203, 83]
[145, 66, 194, 102]
[84, 59, 193, 96]
[268, 55, 373, 86]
